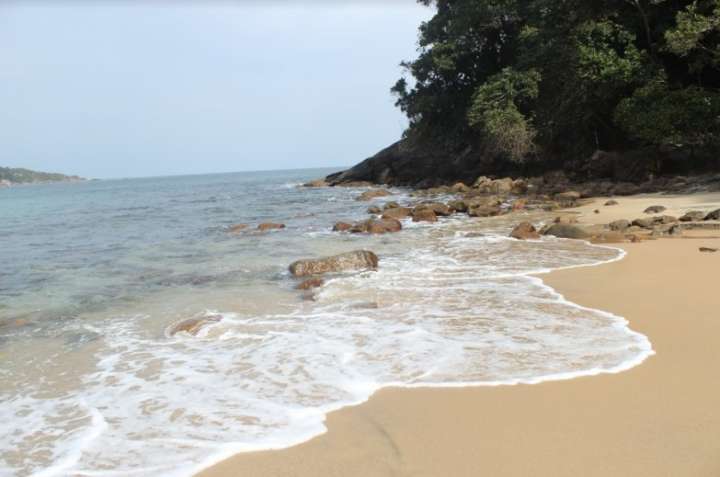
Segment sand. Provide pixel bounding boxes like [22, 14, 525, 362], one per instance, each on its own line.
[199, 193, 720, 477]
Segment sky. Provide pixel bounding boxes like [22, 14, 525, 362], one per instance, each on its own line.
[0, 1, 431, 179]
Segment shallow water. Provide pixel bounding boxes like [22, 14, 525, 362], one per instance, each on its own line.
[0, 170, 652, 476]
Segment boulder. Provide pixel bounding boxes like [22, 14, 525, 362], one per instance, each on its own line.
[333, 222, 353, 232]
[541, 224, 592, 239]
[451, 182, 470, 193]
[416, 202, 453, 216]
[631, 218, 655, 229]
[367, 205, 382, 214]
[644, 205, 667, 214]
[356, 189, 392, 201]
[609, 219, 631, 232]
[228, 224, 249, 233]
[258, 223, 285, 231]
[351, 218, 402, 234]
[289, 250, 379, 277]
[412, 208, 438, 223]
[510, 222, 540, 240]
[679, 211, 706, 222]
[448, 200, 468, 213]
[705, 209, 720, 220]
[604, 199, 619, 206]
[381, 207, 412, 220]
[296, 277, 325, 290]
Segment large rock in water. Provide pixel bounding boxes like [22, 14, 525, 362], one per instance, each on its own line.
[381, 207, 412, 220]
[541, 224, 592, 239]
[289, 250, 379, 277]
[350, 218, 402, 234]
[510, 222, 540, 240]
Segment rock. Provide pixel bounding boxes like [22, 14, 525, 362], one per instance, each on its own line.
[448, 200, 468, 213]
[605, 199, 619, 206]
[351, 218, 402, 234]
[356, 189, 392, 201]
[303, 179, 328, 187]
[296, 277, 325, 290]
[412, 208, 438, 223]
[381, 207, 412, 220]
[627, 234, 643, 243]
[228, 224, 248, 233]
[168, 315, 223, 336]
[631, 218, 655, 229]
[609, 219, 631, 232]
[590, 232, 627, 244]
[510, 222, 540, 240]
[594, 209, 600, 214]
[383, 201, 400, 210]
[644, 205, 667, 214]
[705, 209, 720, 220]
[289, 250, 379, 277]
[541, 224, 592, 239]
[258, 223, 285, 231]
[474, 176, 514, 195]
[657, 215, 678, 224]
[679, 211, 706, 222]
[451, 182, 470, 193]
[415, 202, 453, 216]
[510, 179, 528, 195]
[469, 205, 503, 217]
[367, 205, 382, 214]
[699, 247, 718, 253]
[333, 222, 353, 232]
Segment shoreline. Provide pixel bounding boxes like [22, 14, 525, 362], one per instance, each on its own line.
[198, 192, 720, 477]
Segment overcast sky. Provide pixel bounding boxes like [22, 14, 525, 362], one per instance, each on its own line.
[0, 2, 430, 178]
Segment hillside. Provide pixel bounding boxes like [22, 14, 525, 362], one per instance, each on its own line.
[0, 167, 84, 186]
[330, 0, 720, 187]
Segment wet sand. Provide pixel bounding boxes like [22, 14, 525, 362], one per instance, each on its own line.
[199, 194, 720, 477]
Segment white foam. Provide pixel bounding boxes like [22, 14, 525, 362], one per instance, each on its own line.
[0, 215, 654, 477]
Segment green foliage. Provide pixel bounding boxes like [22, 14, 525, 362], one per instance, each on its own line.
[615, 76, 720, 145]
[392, 0, 720, 163]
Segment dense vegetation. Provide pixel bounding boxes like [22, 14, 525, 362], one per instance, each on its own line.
[392, 0, 720, 170]
[0, 167, 83, 184]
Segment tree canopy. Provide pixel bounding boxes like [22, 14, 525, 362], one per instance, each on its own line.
[392, 0, 720, 166]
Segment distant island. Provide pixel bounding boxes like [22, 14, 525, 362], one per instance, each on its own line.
[0, 167, 85, 187]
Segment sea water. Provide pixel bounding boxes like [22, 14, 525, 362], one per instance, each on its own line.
[0, 170, 652, 476]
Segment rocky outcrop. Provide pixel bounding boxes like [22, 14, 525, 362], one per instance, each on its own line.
[289, 250, 379, 277]
[510, 222, 540, 240]
[644, 205, 667, 214]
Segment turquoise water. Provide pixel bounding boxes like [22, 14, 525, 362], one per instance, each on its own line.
[0, 170, 652, 477]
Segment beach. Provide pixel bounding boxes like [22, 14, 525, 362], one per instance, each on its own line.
[200, 193, 720, 477]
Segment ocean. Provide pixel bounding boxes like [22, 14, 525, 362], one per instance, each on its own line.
[0, 169, 652, 476]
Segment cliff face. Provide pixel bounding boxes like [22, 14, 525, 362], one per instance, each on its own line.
[0, 167, 84, 186]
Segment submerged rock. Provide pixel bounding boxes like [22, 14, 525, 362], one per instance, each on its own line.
[228, 224, 249, 233]
[168, 314, 223, 337]
[296, 277, 325, 290]
[367, 205, 382, 214]
[257, 223, 286, 231]
[289, 250, 379, 277]
[510, 222, 540, 240]
[333, 222, 353, 232]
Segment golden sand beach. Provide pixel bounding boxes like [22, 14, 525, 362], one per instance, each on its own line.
[200, 193, 720, 477]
